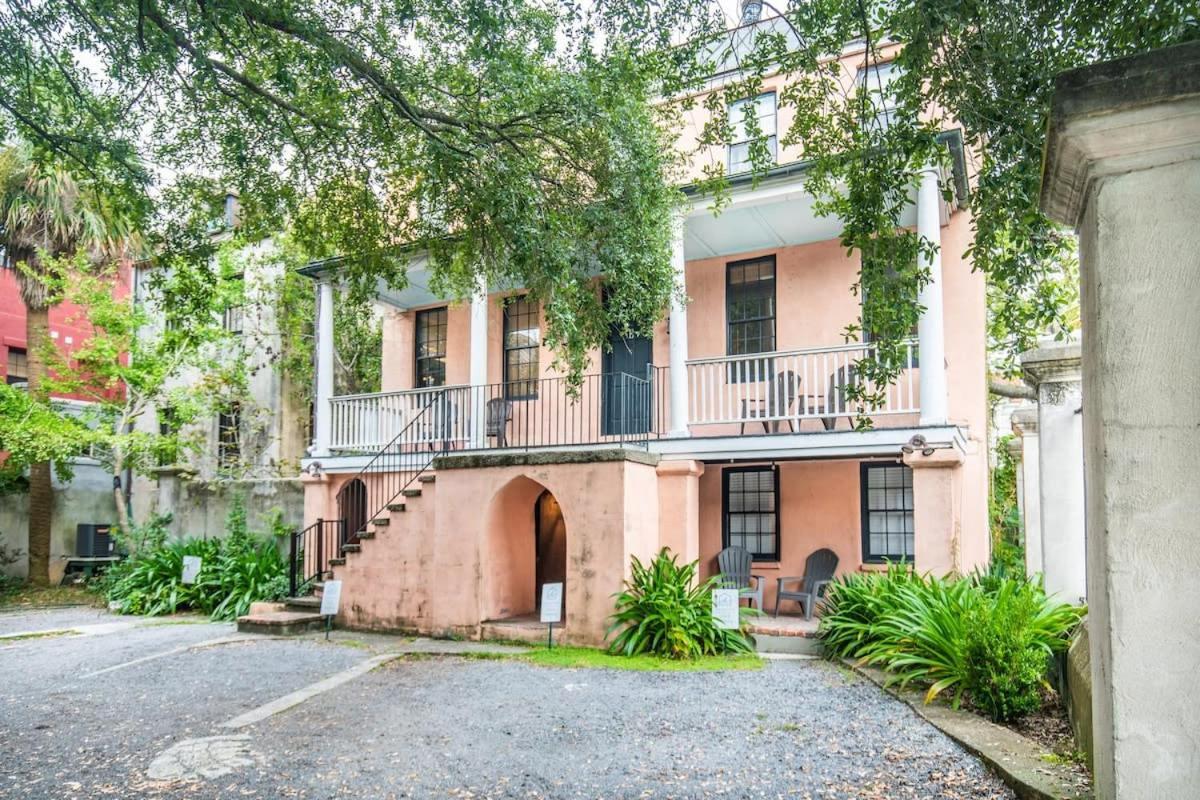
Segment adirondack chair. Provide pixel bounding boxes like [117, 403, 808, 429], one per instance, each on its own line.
[774, 548, 839, 619]
[820, 365, 859, 431]
[486, 397, 513, 447]
[716, 546, 765, 609]
[740, 370, 800, 434]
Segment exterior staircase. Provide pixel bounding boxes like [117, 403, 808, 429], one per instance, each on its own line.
[236, 593, 328, 634]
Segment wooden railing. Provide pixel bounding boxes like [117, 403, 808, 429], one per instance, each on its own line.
[330, 385, 469, 452]
[685, 342, 919, 428]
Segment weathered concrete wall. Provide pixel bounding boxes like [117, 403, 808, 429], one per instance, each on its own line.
[0, 459, 116, 583]
[1066, 618, 1094, 773]
[149, 475, 304, 539]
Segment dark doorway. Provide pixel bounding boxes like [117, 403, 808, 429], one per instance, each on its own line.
[601, 324, 652, 436]
[534, 490, 566, 611]
[337, 478, 368, 544]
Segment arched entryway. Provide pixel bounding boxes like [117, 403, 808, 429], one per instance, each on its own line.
[337, 478, 367, 544]
[483, 476, 567, 623]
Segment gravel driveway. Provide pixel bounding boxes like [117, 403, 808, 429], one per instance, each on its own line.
[0, 607, 1014, 799]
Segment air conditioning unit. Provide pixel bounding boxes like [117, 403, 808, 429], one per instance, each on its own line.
[76, 524, 115, 558]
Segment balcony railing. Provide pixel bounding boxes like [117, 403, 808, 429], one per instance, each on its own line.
[685, 342, 919, 429]
[329, 372, 657, 454]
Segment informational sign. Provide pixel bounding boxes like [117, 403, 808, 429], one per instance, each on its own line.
[540, 582, 563, 624]
[181, 556, 202, 585]
[712, 588, 740, 630]
[320, 580, 343, 617]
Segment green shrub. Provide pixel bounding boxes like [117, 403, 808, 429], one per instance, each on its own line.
[104, 538, 221, 616]
[608, 548, 756, 659]
[819, 565, 1084, 720]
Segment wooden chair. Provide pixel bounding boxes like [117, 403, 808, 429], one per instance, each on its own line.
[716, 546, 765, 609]
[486, 397, 513, 447]
[740, 370, 800, 434]
[821, 365, 859, 431]
[774, 548, 839, 619]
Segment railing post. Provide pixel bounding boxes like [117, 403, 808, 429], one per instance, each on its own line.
[316, 517, 324, 578]
[289, 526, 298, 597]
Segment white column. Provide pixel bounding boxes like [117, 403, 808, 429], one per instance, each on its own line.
[1010, 408, 1042, 577]
[667, 212, 690, 437]
[468, 273, 488, 448]
[312, 278, 335, 457]
[916, 165, 948, 426]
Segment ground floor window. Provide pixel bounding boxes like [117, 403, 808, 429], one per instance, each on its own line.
[722, 466, 779, 561]
[861, 463, 914, 562]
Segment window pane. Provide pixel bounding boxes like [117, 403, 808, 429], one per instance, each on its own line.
[503, 297, 539, 398]
[724, 468, 778, 560]
[863, 464, 914, 562]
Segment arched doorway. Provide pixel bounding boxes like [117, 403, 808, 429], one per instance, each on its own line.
[483, 477, 567, 622]
[337, 478, 367, 544]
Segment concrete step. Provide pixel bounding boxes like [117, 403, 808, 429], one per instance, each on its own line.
[418, 474, 437, 484]
[329, 557, 346, 566]
[371, 517, 389, 527]
[237, 610, 325, 635]
[285, 596, 321, 611]
[480, 620, 566, 646]
[401, 488, 422, 498]
[342, 543, 361, 554]
[357, 530, 376, 540]
[386, 503, 406, 512]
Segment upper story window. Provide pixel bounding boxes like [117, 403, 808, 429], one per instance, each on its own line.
[5, 347, 27, 385]
[415, 307, 448, 388]
[728, 92, 777, 175]
[861, 463, 914, 563]
[217, 403, 241, 471]
[723, 466, 779, 561]
[727, 256, 776, 357]
[222, 304, 244, 336]
[503, 296, 540, 400]
[857, 61, 900, 130]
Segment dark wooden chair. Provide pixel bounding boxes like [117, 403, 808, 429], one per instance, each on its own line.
[740, 370, 800, 434]
[486, 397, 513, 447]
[821, 365, 859, 431]
[774, 548, 839, 619]
[716, 546, 765, 609]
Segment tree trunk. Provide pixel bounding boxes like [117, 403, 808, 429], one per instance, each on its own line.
[25, 304, 53, 586]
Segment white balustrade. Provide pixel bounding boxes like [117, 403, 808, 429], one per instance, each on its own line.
[329, 385, 470, 451]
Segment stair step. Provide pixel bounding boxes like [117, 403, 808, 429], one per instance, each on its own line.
[237, 610, 324, 636]
[357, 530, 376, 539]
[402, 488, 422, 498]
[342, 543, 361, 554]
[329, 557, 346, 566]
[386, 503, 406, 512]
[371, 517, 389, 527]
[286, 596, 321, 610]
[418, 474, 436, 484]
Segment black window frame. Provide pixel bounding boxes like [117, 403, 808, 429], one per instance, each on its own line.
[727, 91, 779, 175]
[726, 256, 777, 383]
[722, 465, 781, 562]
[217, 403, 241, 471]
[860, 462, 915, 564]
[5, 347, 27, 385]
[503, 296, 540, 400]
[414, 306, 448, 388]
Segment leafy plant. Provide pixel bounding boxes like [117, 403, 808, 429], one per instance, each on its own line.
[608, 548, 755, 659]
[819, 566, 1083, 720]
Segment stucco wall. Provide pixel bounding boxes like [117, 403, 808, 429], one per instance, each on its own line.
[147, 476, 304, 540]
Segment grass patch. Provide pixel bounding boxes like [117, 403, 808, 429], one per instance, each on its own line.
[0, 583, 104, 610]
[516, 645, 762, 672]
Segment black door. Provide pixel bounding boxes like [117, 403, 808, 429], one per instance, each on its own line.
[601, 327, 652, 436]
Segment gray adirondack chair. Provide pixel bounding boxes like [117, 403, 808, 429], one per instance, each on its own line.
[716, 546, 765, 609]
[486, 397, 513, 447]
[774, 548, 839, 619]
[740, 370, 800, 434]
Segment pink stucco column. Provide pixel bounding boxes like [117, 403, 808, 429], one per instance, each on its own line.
[656, 460, 704, 564]
[903, 448, 963, 576]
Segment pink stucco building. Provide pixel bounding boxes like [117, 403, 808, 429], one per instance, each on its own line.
[292, 19, 990, 646]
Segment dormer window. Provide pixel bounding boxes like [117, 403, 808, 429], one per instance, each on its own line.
[727, 92, 777, 175]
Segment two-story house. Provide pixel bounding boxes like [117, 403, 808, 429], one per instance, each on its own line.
[287, 12, 989, 646]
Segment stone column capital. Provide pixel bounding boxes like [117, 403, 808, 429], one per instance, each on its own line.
[1020, 340, 1082, 389]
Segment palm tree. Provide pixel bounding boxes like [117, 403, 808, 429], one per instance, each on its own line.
[0, 144, 135, 585]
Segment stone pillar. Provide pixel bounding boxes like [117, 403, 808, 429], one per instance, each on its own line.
[1021, 342, 1086, 603]
[1004, 434, 1025, 543]
[916, 165, 948, 426]
[1040, 40, 1200, 797]
[902, 447, 963, 576]
[468, 275, 489, 448]
[667, 214, 691, 437]
[1010, 409, 1042, 577]
[655, 460, 703, 563]
[311, 278, 335, 457]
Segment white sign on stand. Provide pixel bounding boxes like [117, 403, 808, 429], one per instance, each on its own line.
[181, 556, 202, 585]
[540, 582, 563, 624]
[320, 580, 343, 617]
[712, 588, 740, 630]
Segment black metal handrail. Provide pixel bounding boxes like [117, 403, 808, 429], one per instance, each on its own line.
[289, 517, 346, 596]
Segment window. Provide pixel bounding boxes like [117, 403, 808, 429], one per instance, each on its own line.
[726, 257, 776, 381]
[222, 304, 244, 336]
[5, 347, 27, 385]
[503, 296, 540, 399]
[857, 61, 900, 130]
[217, 404, 241, 470]
[723, 466, 779, 561]
[415, 307, 448, 388]
[157, 406, 179, 467]
[727, 92, 777, 174]
[861, 463, 914, 563]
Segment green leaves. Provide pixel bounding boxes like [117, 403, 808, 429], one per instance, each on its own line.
[607, 547, 756, 659]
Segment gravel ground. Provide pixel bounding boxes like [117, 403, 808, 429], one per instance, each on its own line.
[0, 608, 1016, 799]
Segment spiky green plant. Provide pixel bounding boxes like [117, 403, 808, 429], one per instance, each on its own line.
[608, 548, 756, 659]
